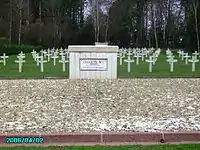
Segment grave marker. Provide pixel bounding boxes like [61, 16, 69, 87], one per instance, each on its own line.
[31, 50, 37, 61]
[167, 57, 177, 72]
[181, 51, 185, 60]
[42, 50, 47, 59]
[193, 51, 199, 59]
[134, 53, 141, 65]
[188, 56, 199, 72]
[183, 53, 191, 64]
[124, 57, 135, 73]
[59, 55, 69, 72]
[15, 56, 25, 72]
[35, 53, 40, 66]
[51, 53, 59, 66]
[146, 56, 154, 72]
[38, 55, 47, 72]
[46, 53, 51, 62]
[117, 52, 125, 65]
[0, 53, 9, 66]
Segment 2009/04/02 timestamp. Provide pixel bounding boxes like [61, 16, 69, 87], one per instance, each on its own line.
[5, 137, 44, 144]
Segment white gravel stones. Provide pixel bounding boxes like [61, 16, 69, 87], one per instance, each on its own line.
[0, 79, 200, 133]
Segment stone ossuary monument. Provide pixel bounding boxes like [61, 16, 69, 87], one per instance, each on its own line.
[68, 44, 119, 79]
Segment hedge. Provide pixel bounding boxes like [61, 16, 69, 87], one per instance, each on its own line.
[0, 37, 11, 45]
[0, 44, 43, 55]
[0, 37, 43, 55]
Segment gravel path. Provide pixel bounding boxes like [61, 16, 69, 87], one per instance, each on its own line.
[0, 79, 200, 133]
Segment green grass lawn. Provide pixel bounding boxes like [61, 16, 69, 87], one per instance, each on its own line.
[0, 53, 69, 78]
[0, 52, 199, 78]
[1, 144, 200, 150]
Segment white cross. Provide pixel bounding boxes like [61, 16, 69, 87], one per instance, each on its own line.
[126, 50, 133, 57]
[166, 52, 173, 58]
[0, 53, 9, 66]
[60, 47, 63, 52]
[166, 55, 175, 60]
[193, 51, 199, 59]
[140, 53, 146, 61]
[146, 56, 154, 72]
[47, 48, 51, 54]
[134, 53, 141, 65]
[46, 53, 52, 62]
[167, 57, 178, 72]
[51, 53, 59, 66]
[31, 50, 37, 61]
[15, 56, 25, 72]
[183, 53, 191, 64]
[18, 51, 25, 57]
[41, 50, 47, 59]
[65, 50, 69, 58]
[152, 54, 157, 65]
[177, 50, 182, 58]
[59, 51, 66, 58]
[35, 53, 40, 66]
[59, 56, 69, 72]
[166, 49, 172, 55]
[188, 56, 199, 72]
[181, 51, 185, 60]
[50, 49, 55, 55]
[38, 55, 47, 72]
[124, 57, 134, 73]
[117, 52, 125, 65]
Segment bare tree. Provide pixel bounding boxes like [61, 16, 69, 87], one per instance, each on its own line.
[104, 0, 113, 42]
[39, 0, 42, 43]
[152, 1, 158, 48]
[18, 0, 23, 45]
[192, 0, 199, 53]
[9, 0, 13, 42]
[89, 0, 105, 42]
[27, 0, 30, 30]
[96, 0, 100, 42]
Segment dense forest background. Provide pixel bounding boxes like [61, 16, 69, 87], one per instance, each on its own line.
[0, 0, 199, 52]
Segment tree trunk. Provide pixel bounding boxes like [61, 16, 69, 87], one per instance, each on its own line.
[93, 1, 97, 42]
[152, 2, 158, 48]
[18, 0, 23, 45]
[9, 0, 13, 42]
[27, 0, 30, 30]
[145, 2, 148, 47]
[105, 14, 109, 42]
[39, 0, 42, 44]
[136, 1, 145, 48]
[51, 3, 56, 46]
[193, 0, 200, 53]
[96, 0, 100, 42]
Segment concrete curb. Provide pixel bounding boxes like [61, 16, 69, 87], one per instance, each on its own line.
[0, 77, 199, 80]
[0, 132, 200, 146]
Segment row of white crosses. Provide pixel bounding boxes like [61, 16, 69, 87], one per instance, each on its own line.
[118, 48, 153, 72]
[118, 47, 157, 73]
[170, 49, 200, 72]
[177, 50, 199, 71]
[31, 48, 69, 72]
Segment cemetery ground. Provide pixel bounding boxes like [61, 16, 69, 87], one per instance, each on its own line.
[1, 144, 200, 150]
[0, 53, 68, 78]
[0, 51, 199, 78]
